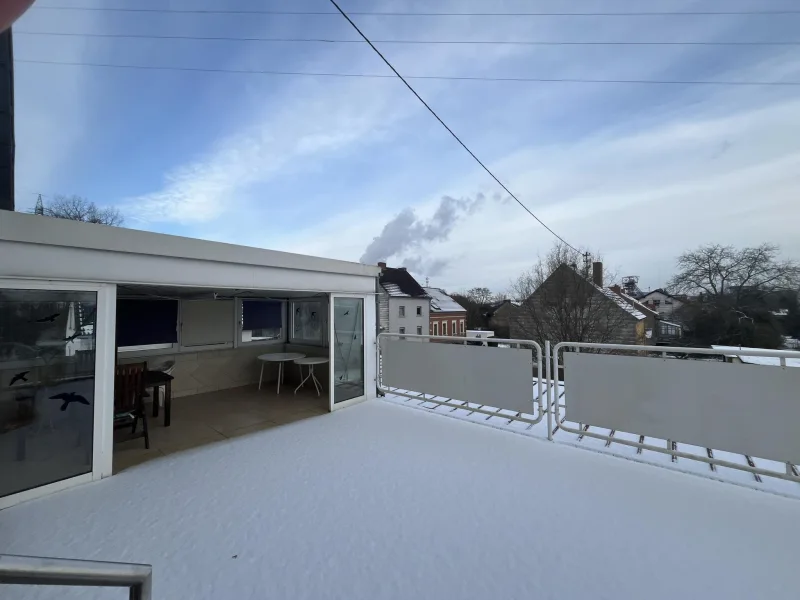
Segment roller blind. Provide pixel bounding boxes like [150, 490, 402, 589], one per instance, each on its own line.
[180, 300, 234, 347]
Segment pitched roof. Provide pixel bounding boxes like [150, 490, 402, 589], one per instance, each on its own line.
[597, 286, 648, 320]
[613, 289, 658, 319]
[640, 288, 682, 301]
[379, 267, 429, 298]
[424, 287, 466, 313]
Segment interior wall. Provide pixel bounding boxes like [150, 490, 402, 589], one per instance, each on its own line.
[119, 343, 331, 398]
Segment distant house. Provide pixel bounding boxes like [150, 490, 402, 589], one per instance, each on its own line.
[510, 263, 650, 346]
[481, 299, 519, 339]
[378, 263, 430, 340]
[639, 289, 685, 319]
[424, 287, 466, 337]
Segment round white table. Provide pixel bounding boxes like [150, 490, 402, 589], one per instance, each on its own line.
[294, 357, 330, 396]
[257, 353, 306, 394]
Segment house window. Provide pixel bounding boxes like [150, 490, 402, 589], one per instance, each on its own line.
[452, 320, 457, 337]
[291, 300, 326, 345]
[416, 326, 422, 335]
[117, 299, 179, 352]
[460, 320, 465, 334]
[433, 322, 438, 336]
[653, 300, 661, 308]
[240, 299, 284, 344]
[399, 326, 405, 334]
[399, 305, 405, 318]
[442, 321, 448, 336]
[416, 306, 422, 316]
[664, 299, 673, 305]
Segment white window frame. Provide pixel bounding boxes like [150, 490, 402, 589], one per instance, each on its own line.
[460, 320, 465, 334]
[442, 321, 448, 336]
[452, 319, 457, 336]
[416, 326, 423, 335]
[416, 305, 422, 316]
[235, 298, 286, 348]
[399, 326, 406, 335]
[433, 322, 438, 336]
[290, 298, 328, 347]
[117, 299, 180, 356]
[399, 305, 406, 318]
[0, 278, 116, 510]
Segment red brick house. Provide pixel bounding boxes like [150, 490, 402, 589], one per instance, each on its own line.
[424, 287, 467, 337]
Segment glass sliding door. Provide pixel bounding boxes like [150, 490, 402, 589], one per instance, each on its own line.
[331, 297, 365, 406]
[0, 289, 97, 499]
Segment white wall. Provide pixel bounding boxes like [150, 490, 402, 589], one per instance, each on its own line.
[641, 291, 683, 318]
[388, 297, 430, 339]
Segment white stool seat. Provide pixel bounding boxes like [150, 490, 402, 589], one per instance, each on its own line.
[294, 357, 330, 365]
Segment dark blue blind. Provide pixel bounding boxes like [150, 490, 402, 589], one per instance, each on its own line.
[116, 299, 178, 347]
[243, 300, 282, 330]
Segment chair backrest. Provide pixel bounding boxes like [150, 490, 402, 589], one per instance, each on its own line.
[114, 362, 146, 414]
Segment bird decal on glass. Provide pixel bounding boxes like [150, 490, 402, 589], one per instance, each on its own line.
[63, 332, 82, 343]
[343, 310, 350, 316]
[32, 312, 61, 323]
[9, 371, 29, 386]
[49, 392, 90, 411]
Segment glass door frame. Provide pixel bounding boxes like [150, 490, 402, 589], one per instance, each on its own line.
[0, 278, 116, 510]
[328, 293, 375, 412]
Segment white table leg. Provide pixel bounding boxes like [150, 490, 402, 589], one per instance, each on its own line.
[295, 365, 312, 395]
[310, 365, 322, 396]
[277, 362, 283, 395]
[258, 362, 265, 390]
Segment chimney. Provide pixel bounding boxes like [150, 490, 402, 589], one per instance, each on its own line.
[377, 262, 387, 271]
[592, 262, 603, 287]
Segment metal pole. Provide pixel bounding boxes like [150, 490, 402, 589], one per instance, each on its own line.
[0, 555, 152, 600]
[546, 341, 553, 441]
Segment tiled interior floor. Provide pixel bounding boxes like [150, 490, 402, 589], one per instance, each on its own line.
[113, 384, 328, 472]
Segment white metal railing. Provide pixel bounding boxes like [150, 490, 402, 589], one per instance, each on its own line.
[551, 342, 800, 482]
[0, 554, 152, 599]
[378, 332, 544, 424]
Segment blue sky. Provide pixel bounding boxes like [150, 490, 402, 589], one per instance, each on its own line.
[12, 0, 800, 292]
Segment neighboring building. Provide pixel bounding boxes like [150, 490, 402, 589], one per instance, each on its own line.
[378, 263, 430, 339]
[481, 299, 520, 339]
[511, 262, 650, 346]
[639, 289, 685, 319]
[424, 287, 466, 337]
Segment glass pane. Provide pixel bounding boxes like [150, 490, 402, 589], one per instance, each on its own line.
[0, 289, 97, 499]
[333, 298, 364, 404]
[293, 301, 323, 343]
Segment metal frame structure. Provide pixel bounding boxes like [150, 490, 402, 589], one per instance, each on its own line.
[0, 554, 152, 600]
[551, 342, 800, 482]
[378, 332, 544, 425]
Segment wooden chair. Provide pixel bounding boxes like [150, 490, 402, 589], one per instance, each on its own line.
[114, 362, 149, 449]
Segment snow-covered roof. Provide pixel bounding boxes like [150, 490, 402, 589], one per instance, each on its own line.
[423, 287, 466, 313]
[659, 320, 682, 328]
[381, 282, 410, 297]
[597, 286, 648, 320]
[711, 345, 800, 368]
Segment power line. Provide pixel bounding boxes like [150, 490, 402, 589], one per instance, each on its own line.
[16, 59, 800, 87]
[327, 0, 579, 252]
[30, 6, 800, 16]
[16, 31, 800, 47]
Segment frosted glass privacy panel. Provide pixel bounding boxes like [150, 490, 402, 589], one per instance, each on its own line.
[564, 352, 800, 463]
[382, 339, 534, 414]
[0, 289, 97, 498]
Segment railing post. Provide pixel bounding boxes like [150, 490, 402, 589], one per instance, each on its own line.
[546, 341, 553, 441]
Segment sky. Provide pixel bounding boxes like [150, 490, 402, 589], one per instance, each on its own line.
[12, 0, 800, 294]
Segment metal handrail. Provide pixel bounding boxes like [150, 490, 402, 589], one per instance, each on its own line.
[0, 554, 152, 599]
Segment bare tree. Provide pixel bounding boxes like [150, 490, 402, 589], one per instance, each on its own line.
[508, 242, 635, 347]
[668, 244, 799, 309]
[465, 287, 494, 305]
[32, 194, 124, 226]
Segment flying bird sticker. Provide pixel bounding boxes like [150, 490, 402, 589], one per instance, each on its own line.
[32, 313, 60, 323]
[9, 371, 29, 386]
[49, 392, 90, 411]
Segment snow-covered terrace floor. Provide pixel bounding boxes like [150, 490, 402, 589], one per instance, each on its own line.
[2, 400, 800, 600]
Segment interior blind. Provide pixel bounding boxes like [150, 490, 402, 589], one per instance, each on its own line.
[180, 300, 234, 347]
